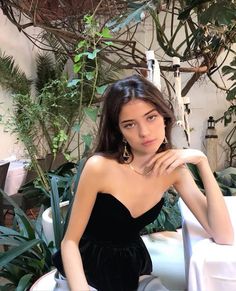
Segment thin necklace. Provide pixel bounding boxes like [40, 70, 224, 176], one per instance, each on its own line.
[128, 163, 152, 176]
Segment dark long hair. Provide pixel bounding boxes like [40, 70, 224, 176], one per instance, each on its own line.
[93, 74, 175, 163]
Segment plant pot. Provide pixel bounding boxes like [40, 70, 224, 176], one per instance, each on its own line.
[42, 200, 69, 245]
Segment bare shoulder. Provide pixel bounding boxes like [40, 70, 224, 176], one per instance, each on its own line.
[83, 154, 115, 176]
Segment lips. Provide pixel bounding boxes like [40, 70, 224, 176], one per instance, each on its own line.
[141, 139, 156, 146]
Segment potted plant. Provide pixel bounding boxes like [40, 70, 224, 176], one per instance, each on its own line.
[0, 189, 52, 290]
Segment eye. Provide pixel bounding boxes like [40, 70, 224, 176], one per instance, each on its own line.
[123, 122, 135, 129]
[147, 114, 157, 121]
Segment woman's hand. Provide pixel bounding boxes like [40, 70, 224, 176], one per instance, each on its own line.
[145, 149, 207, 176]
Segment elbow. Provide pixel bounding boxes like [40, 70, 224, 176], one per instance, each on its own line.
[61, 237, 79, 251]
[212, 231, 234, 246]
[213, 238, 234, 245]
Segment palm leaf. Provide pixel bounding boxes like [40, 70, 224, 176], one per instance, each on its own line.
[0, 50, 31, 95]
[40, 32, 69, 73]
[35, 53, 58, 93]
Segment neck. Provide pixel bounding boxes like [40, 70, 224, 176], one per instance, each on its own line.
[131, 153, 156, 169]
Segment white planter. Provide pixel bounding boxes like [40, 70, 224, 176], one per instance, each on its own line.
[42, 200, 69, 245]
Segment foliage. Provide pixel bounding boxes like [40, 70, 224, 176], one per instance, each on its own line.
[1, 0, 236, 96]
[218, 56, 236, 166]
[0, 158, 86, 289]
[19, 161, 77, 208]
[0, 160, 78, 289]
[35, 52, 67, 94]
[188, 163, 236, 196]
[49, 159, 86, 250]
[0, 14, 119, 193]
[0, 189, 52, 290]
[214, 167, 236, 196]
[222, 56, 236, 115]
[141, 189, 182, 235]
[0, 50, 31, 95]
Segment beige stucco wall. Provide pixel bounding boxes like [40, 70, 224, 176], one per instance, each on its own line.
[0, 11, 234, 169]
[0, 10, 38, 160]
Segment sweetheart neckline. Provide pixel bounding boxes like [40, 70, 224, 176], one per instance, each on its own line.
[97, 192, 164, 220]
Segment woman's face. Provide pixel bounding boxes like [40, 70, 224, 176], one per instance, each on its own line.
[119, 99, 165, 157]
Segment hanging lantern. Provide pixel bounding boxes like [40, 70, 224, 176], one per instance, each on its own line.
[205, 116, 218, 171]
[207, 116, 216, 129]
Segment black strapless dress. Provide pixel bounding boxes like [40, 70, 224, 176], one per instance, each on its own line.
[52, 192, 164, 291]
[79, 192, 164, 291]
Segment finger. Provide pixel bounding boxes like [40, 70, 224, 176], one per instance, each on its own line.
[145, 151, 168, 168]
[144, 151, 174, 174]
[158, 154, 179, 175]
[148, 153, 177, 176]
[165, 159, 182, 174]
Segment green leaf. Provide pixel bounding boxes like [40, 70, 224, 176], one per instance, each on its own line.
[83, 107, 98, 122]
[82, 134, 93, 148]
[104, 41, 113, 46]
[108, 2, 150, 32]
[100, 27, 112, 38]
[96, 84, 108, 95]
[0, 50, 31, 95]
[222, 65, 236, 76]
[85, 71, 95, 81]
[0, 239, 41, 267]
[74, 53, 83, 63]
[187, 163, 205, 190]
[73, 63, 82, 73]
[72, 123, 80, 132]
[0, 189, 32, 226]
[77, 40, 86, 49]
[50, 176, 63, 249]
[0, 225, 21, 236]
[199, 2, 236, 26]
[178, 0, 216, 22]
[67, 79, 80, 87]
[226, 87, 236, 101]
[16, 273, 33, 291]
[0, 284, 14, 290]
[87, 49, 100, 60]
[84, 15, 93, 25]
[0, 237, 23, 246]
[14, 209, 35, 240]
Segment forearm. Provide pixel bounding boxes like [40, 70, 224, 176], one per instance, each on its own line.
[61, 240, 90, 291]
[197, 159, 234, 244]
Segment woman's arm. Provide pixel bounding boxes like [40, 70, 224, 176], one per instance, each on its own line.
[174, 160, 234, 245]
[61, 156, 105, 290]
[147, 149, 234, 245]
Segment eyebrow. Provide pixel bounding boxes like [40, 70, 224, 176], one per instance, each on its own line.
[120, 109, 157, 124]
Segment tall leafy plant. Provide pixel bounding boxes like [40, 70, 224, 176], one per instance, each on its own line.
[0, 14, 118, 192]
[71, 14, 114, 158]
[0, 190, 52, 290]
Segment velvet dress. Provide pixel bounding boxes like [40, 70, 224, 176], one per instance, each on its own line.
[53, 192, 164, 291]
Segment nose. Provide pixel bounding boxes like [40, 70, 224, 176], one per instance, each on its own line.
[138, 123, 150, 137]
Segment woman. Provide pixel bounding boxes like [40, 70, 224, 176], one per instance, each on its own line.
[60, 75, 233, 291]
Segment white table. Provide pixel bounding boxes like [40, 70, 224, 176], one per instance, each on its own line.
[179, 196, 236, 291]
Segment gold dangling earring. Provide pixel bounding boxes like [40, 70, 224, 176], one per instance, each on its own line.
[163, 136, 168, 144]
[122, 138, 130, 161]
